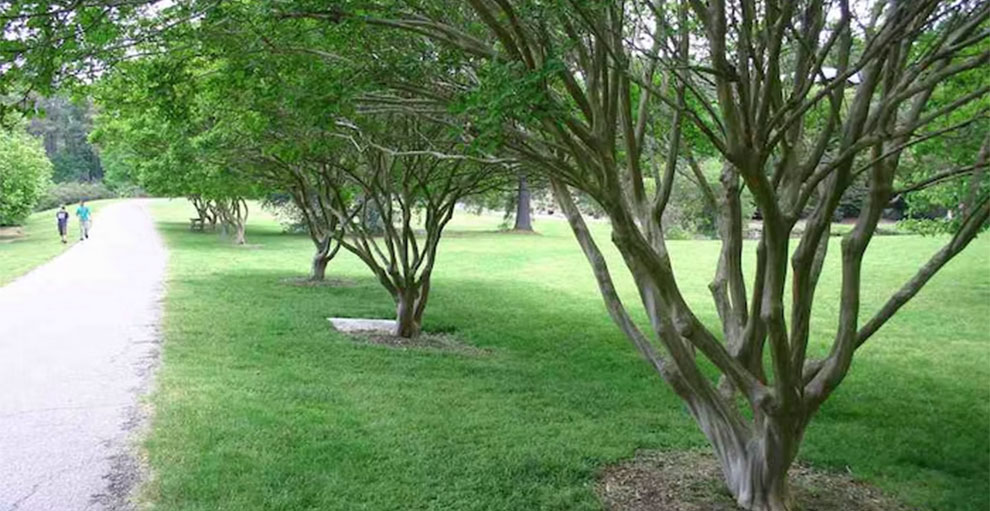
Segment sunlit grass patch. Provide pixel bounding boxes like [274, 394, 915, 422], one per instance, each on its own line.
[144, 198, 989, 511]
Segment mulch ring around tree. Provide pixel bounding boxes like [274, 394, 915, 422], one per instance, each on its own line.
[347, 330, 490, 356]
[0, 226, 24, 241]
[597, 450, 909, 511]
[280, 276, 357, 288]
[329, 317, 491, 356]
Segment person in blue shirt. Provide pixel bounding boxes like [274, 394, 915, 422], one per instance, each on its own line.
[55, 205, 70, 244]
[75, 200, 92, 240]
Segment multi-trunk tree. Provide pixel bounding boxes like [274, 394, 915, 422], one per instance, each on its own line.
[91, 54, 260, 245]
[297, 116, 509, 337]
[292, 0, 990, 509]
[285, 179, 346, 282]
[9, 1, 987, 508]
[168, 9, 514, 328]
[250, 148, 349, 281]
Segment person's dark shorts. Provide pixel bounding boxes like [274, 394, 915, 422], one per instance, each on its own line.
[58, 223, 67, 235]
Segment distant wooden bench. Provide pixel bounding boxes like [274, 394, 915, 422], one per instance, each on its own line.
[190, 218, 205, 231]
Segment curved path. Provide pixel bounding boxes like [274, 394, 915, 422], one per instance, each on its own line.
[0, 200, 167, 511]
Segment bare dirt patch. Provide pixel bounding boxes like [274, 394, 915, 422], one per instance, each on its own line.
[348, 330, 490, 356]
[597, 450, 908, 511]
[280, 276, 357, 288]
[0, 226, 24, 240]
[499, 228, 542, 235]
[440, 229, 505, 238]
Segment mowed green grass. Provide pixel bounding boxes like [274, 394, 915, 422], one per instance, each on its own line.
[145, 198, 990, 511]
[0, 199, 117, 286]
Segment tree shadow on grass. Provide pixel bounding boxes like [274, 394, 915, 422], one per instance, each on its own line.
[157, 220, 290, 246]
[440, 228, 543, 238]
[165, 250, 988, 511]
[403, 276, 989, 509]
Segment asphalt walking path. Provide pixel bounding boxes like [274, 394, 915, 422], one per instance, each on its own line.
[0, 200, 167, 511]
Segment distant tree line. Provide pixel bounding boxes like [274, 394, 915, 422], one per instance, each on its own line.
[28, 96, 103, 183]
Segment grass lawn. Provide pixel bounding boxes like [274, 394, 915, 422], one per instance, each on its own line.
[145, 198, 989, 511]
[0, 199, 117, 286]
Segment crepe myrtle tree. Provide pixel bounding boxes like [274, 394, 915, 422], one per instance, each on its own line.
[208, 195, 247, 244]
[93, 109, 257, 244]
[294, 0, 990, 508]
[91, 49, 270, 245]
[218, 102, 352, 280]
[288, 183, 345, 281]
[198, 80, 352, 279]
[214, 144, 349, 279]
[311, 116, 511, 337]
[188, 194, 219, 229]
[251, 153, 349, 281]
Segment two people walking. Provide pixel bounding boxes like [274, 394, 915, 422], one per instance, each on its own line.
[55, 200, 92, 243]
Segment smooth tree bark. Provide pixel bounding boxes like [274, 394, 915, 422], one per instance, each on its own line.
[214, 197, 249, 245]
[245, 152, 347, 281]
[189, 195, 210, 224]
[229, 119, 350, 281]
[513, 173, 533, 231]
[282, 167, 346, 281]
[188, 195, 222, 229]
[295, 1, 990, 508]
[310, 234, 339, 280]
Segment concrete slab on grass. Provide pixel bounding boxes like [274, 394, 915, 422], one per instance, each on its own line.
[329, 317, 396, 334]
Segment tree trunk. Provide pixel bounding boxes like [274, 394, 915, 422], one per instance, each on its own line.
[723, 449, 792, 511]
[310, 235, 340, 281]
[311, 251, 330, 280]
[394, 290, 423, 338]
[190, 196, 209, 222]
[514, 173, 533, 231]
[222, 198, 247, 245]
[698, 412, 799, 511]
[207, 205, 218, 229]
[234, 221, 246, 245]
